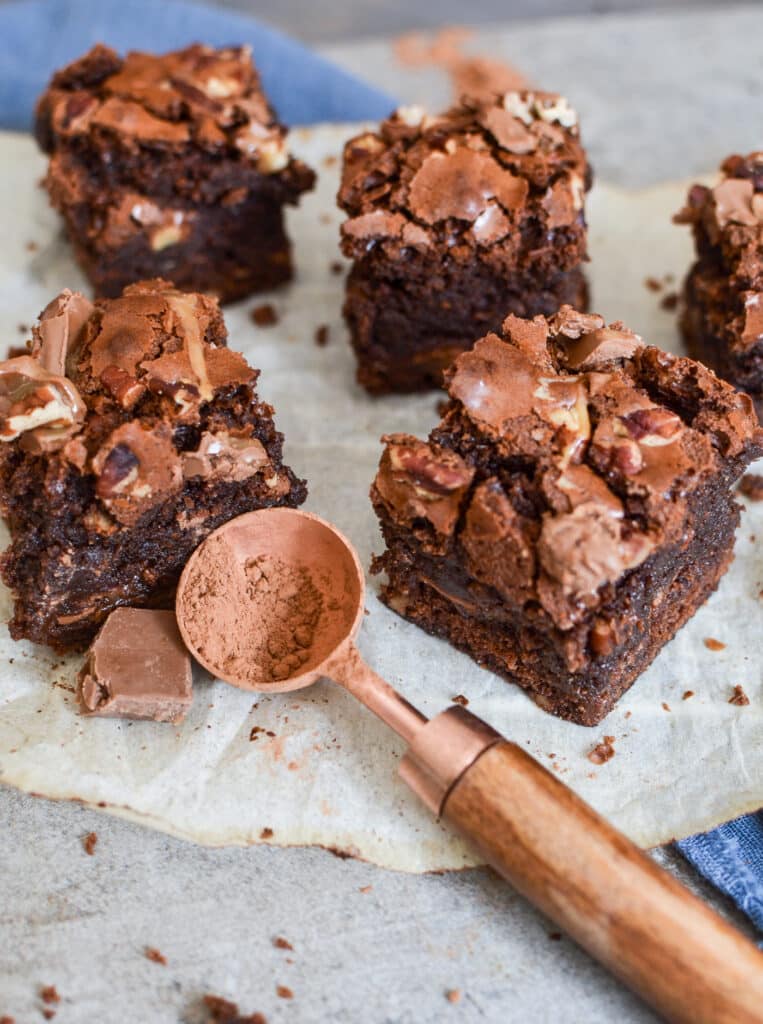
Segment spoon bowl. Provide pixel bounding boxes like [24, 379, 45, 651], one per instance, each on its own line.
[176, 507, 365, 693]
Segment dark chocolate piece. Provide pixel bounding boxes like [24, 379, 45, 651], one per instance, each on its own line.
[371, 305, 762, 725]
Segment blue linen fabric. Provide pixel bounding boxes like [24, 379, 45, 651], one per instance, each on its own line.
[0, 0, 759, 936]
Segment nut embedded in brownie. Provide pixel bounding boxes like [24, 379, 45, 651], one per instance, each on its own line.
[0, 279, 307, 651]
[35, 44, 316, 302]
[675, 152, 763, 418]
[337, 92, 591, 394]
[370, 306, 762, 725]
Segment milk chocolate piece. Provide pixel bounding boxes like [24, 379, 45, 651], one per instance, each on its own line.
[35, 44, 315, 302]
[675, 151, 763, 416]
[78, 608, 192, 722]
[371, 305, 762, 725]
[338, 90, 591, 394]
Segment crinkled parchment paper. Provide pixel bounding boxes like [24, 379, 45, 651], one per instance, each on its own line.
[0, 127, 760, 871]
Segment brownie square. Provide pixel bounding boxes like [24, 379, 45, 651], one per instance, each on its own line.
[675, 152, 763, 418]
[0, 278, 307, 651]
[35, 44, 316, 303]
[371, 306, 762, 725]
[337, 92, 591, 394]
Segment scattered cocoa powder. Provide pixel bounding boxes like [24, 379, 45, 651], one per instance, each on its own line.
[82, 832, 97, 855]
[145, 947, 167, 965]
[587, 736, 616, 765]
[445, 989, 461, 1004]
[42, 1012, 55, 1021]
[330, 261, 343, 276]
[660, 291, 679, 311]
[26, 240, 38, 252]
[276, 986, 293, 1000]
[662, 702, 671, 712]
[273, 937, 293, 951]
[683, 690, 695, 700]
[202, 994, 266, 1024]
[394, 26, 527, 100]
[323, 155, 337, 168]
[251, 303, 278, 327]
[359, 885, 373, 894]
[739, 473, 763, 501]
[451, 694, 469, 706]
[314, 325, 329, 347]
[40, 988, 60, 1005]
[704, 637, 726, 651]
[644, 277, 662, 292]
[729, 685, 750, 706]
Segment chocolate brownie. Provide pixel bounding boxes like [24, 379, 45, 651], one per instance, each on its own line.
[371, 306, 762, 725]
[35, 44, 315, 302]
[0, 279, 306, 651]
[675, 152, 763, 418]
[337, 92, 591, 394]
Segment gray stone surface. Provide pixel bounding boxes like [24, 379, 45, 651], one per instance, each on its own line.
[2, 6, 762, 1022]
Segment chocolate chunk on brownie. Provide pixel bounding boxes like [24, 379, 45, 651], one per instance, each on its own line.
[78, 608, 192, 722]
[675, 152, 763, 417]
[371, 306, 762, 725]
[337, 92, 591, 394]
[0, 279, 306, 651]
[35, 44, 315, 302]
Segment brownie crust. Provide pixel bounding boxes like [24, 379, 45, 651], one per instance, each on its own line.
[337, 93, 592, 394]
[371, 307, 762, 725]
[675, 152, 763, 417]
[35, 44, 315, 302]
[0, 280, 307, 651]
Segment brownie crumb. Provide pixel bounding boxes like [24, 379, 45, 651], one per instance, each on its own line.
[251, 304, 278, 327]
[729, 685, 750, 706]
[203, 994, 266, 1024]
[644, 276, 662, 292]
[660, 291, 679, 311]
[260, 827, 274, 839]
[314, 325, 330, 347]
[445, 989, 461, 1004]
[662, 702, 671, 712]
[587, 736, 615, 765]
[273, 937, 293, 951]
[42, 1012, 56, 1021]
[26, 240, 38, 253]
[359, 884, 373, 894]
[683, 690, 695, 700]
[40, 988, 60, 1005]
[276, 985, 293, 1000]
[548, 932, 562, 941]
[82, 831, 98, 855]
[145, 946, 167, 965]
[451, 694, 469, 706]
[739, 473, 763, 501]
[704, 637, 726, 651]
[330, 261, 343, 276]
[323, 155, 337, 169]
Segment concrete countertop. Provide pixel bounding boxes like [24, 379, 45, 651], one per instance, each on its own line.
[1, 6, 761, 1022]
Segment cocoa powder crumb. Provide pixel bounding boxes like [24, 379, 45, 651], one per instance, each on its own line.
[445, 989, 461, 1004]
[704, 637, 726, 651]
[276, 986, 293, 1000]
[683, 690, 695, 700]
[273, 937, 293, 951]
[251, 304, 278, 327]
[314, 325, 330, 347]
[202, 994, 266, 1024]
[42, 1012, 55, 1021]
[644, 277, 662, 292]
[662, 702, 671, 712]
[660, 291, 679, 311]
[451, 694, 469, 706]
[330, 261, 343, 275]
[359, 885, 373, 894]
[739, 473, 763, 501]
[729, 685, 750, 706]
[40, 988, 60, 1005]
[260, 827, 274, 839]
[587, 736, 615, 765]
[145, 947, 167, 965]
[82, 832, 97, 855]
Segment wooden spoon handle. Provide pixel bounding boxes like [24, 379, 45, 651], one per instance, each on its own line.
[441, 740, 763, 1024]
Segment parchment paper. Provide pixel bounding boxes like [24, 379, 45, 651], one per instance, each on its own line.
[0, 127, 760, 872]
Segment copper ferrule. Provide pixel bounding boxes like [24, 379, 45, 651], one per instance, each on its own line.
[399, 705, 501, 817]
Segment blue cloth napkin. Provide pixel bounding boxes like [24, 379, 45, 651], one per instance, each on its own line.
[0, 0, 760, 937]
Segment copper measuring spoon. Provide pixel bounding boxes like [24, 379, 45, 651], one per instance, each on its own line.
[175, 507, 763, 1024]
